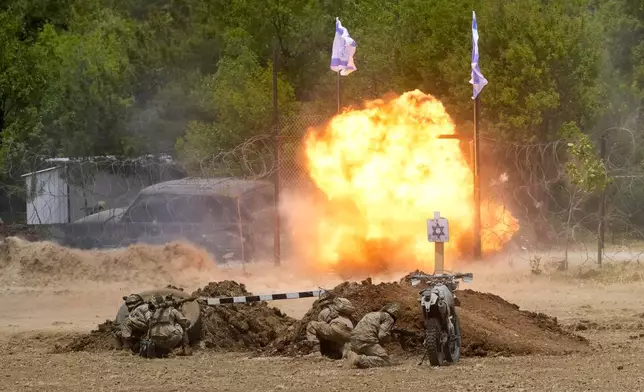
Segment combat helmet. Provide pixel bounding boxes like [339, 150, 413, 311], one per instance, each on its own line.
[152, 294, 165, 306]
[317, 290, 338, 308]
[381, 302, 401, 320]
[332, 297, 356, 316]
[123, 294, 144, 309]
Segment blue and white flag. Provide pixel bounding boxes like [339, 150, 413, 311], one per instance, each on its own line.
[330, 17, 357, 76]
[469, 11, 488, 99]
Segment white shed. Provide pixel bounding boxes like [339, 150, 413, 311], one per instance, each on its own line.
[19, 154, 184, 225]
[21, 166, 70, 225]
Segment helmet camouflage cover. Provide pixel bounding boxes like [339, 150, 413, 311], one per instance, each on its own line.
[381, 302, 401, 319]
[332, 297, 356, 316]
[152, 294, 165, 306]
[124, 294, 144, 306]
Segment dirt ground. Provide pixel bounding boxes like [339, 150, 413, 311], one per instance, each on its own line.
[2, 238, 644, 391]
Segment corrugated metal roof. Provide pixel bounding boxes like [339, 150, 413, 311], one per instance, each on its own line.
[138, 177, 274, 198]
[21, 166, 64, 177]
[45, 153, 174, 164]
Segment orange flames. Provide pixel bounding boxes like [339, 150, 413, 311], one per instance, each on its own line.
[299, 90, 519, 276]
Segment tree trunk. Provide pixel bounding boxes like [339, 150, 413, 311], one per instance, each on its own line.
[564, 189, 584, 270]
[0, 106, 5, 141]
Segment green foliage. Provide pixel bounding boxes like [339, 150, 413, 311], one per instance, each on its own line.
[0, 0, 643, 190]
[560, 122, 610, 193]
[175, 31, 297, 173]
[34, 10, 136, 156]
[475, 0, 605, 142]
[0, 1, 137, 170]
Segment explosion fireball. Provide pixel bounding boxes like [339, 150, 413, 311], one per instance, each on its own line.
[300, 90, 519, 276]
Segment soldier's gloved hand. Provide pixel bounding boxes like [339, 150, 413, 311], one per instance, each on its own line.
[379, 333, 393, 344]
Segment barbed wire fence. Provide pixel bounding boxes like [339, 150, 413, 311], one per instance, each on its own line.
[479, 127, 644, 269]
[0, 114, 643, 268]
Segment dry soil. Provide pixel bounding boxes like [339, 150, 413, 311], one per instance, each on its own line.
[2, 237, 644, 391]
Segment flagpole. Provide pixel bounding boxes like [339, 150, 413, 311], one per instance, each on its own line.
[337, 71, 341, 113]
[470, 10, 486, 261]
[473, 96, 482, 259]
[331, 17, 356, 114]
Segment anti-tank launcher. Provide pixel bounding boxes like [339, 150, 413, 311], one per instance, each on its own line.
[148, 294, 198, 312]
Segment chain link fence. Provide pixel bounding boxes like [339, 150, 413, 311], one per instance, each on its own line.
[478, 128, 644, 267]
[0, 115, 643, 267]
[277, 115, 329, 193]
[0, 140, 277, 264]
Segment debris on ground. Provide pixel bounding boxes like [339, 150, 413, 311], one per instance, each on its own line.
[270, 277, 589, 358]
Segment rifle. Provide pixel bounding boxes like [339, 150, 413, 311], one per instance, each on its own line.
[164, 295, 198, 309]
[390, 328, 421, 350]
[148, 295, 198, 312]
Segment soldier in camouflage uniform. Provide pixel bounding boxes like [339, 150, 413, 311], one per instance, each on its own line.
[306, 297, 355, 358]
[115, 294, 150, 350]
[147, 295, 192, 356]
[346, 302, 400, 368]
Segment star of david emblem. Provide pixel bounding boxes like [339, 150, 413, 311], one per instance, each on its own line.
[431, 222, 445, 239]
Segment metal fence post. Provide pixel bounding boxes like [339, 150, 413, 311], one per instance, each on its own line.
[272, 41, 281, 266]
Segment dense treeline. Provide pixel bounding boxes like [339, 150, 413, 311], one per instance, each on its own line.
[0, 0, 643, 169]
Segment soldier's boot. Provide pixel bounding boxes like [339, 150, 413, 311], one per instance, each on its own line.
[122, 337, 133, 351]
[303, 341, 321, 358]
[303, 339, 319, 350]
[179, 344, 193, 356]
[177, 331, 192, 356]
[112, 333, 124, 349]
[341, 343, 351, 359]
[345, 350, 360, 367]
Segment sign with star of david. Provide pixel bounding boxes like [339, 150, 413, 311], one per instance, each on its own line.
[427, 211, 449, 242]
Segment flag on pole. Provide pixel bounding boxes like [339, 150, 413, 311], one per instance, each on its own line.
[330, 17, 357, 76]
[469, 11, 488, 99]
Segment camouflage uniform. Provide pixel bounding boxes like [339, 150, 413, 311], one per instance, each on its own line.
[148, 295, 192, 355]
[116, 294, 150, 350]
[347, 302, 400, 368]
[306, 298, 355, 355]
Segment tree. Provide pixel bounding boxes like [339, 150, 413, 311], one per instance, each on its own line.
[559, 122, 610, 268]
[0, 5, 49, 164]
[175, 29, 297, 175]
[0, 1, 138, 174]
[33, 9, 136, 157]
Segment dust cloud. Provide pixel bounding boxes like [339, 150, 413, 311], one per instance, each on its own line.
[0, 235, 353, 294]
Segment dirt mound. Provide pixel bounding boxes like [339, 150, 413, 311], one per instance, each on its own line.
[56, 281, 295, 353]
[193, 280, 250, 297]
[191, 281, 296, 351]
[55, 320, 119, 353]
[456, 289, 588, 356]
[271, 278, 589, 357]
[0, 236, 216, 285]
